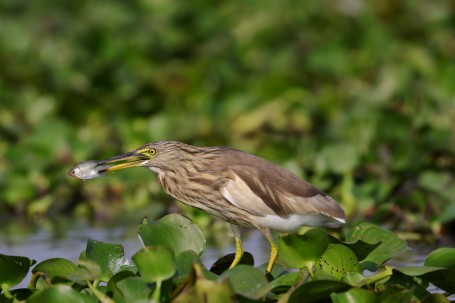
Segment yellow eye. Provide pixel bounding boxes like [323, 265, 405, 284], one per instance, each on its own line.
[148, 148, 156, 155]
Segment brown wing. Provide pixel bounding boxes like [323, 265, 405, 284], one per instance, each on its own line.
[212, 147, 345, 221]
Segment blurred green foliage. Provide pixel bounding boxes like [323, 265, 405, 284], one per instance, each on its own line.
[1, 0, 454, 232]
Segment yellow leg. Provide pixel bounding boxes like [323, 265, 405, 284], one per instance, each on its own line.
[259, 227, 278, 273]
[229, 224, 243, 269]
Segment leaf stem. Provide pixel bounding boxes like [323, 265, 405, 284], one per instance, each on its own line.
[152, 280, 162, 302]
[86, 280, 115, 303]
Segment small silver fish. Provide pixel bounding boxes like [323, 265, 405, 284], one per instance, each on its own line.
[68, 160, 107, 180]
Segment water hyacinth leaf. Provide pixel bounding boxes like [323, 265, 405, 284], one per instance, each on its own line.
[268, 272, 302, 294]
[345, 223, 408, 271]
[115, 276, 153, 303]
[26, 285, 95, 303]
[394, 266, 444, 277]
[221, 265, 270, 300]
[385, 270, 430, 300]
[0, 254, 34, 288]
[316, 244, 361, 280]
[175, 250, 215, 281]
[106, 271, 136, 301]
[331, 288, 377, 303]
[32, 258, 79, 282]
[424, 248, 455, 268]
[421, 294, 452, 303]
[288, 280, 351, 303]
[138, 214, 206, 256]
[342, 272, 365, 286]
[278, 229, 329, 269]
[70, 260, 102, 284]
[341, 240, 381, 261]
[173, 263, 233, 303]
[422, 248, 455, 293]
[377, 285, 414, 303]
[85, 239, 136, 282]
[132, 246, 176, 283]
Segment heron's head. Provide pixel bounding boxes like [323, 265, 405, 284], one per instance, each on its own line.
[100, 140, 200, 174]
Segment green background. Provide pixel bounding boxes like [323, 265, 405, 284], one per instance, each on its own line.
[1, 0, 454, 233]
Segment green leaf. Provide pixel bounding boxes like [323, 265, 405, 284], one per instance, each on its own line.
[173, 263, 233, 303]
[422, 248, 455, 294]
[132, 246, 176, 283]
[268, 272, 302, 294]
[70, 260, 102, 284]
[115, 276, 153, 303]
[331, 288, 377, 303]
[424, 248, 455, 269]
[394, 266, 444, 276]
[138, 214, 206, 256]
[85, 239, 136, 282]
[0, 254, 34, 288]
[386, 270, 430, 300]
[32, 258, 79, 281]
[316, 244, 361, 280]
[278, 229, 329, 270]
[288, 280, 351, 303]
[221, 265, 270, 300]
[106, 270, 137, 302]
[27, 285, 96, 303]
[345, 223, 408, 271]
[175, 250, 215, 281]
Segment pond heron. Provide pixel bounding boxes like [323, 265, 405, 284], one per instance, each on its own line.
[69, 140, 345, 273]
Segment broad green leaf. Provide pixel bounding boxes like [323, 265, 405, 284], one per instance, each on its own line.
[331, 288, 377, 303]
[316, 244, 361, 280]
[85, 239, 136, 282]
[377, 284, 414, 303]
[342, 272, 365, 285]
[345, 223, 408, 271]
[221, 265, 270, 300]
[394, 266, 444, 276]
[422, 248, 455, 294]
[341, 240, 381, 261]
[421, 294, 451, 303]
[132, 246, 176, 283]
[138, 214, 206, 256]
[173, 263, 233, 303]
[288, 280, 351, 303]
[175, 250, 215, 281]
[0, 254, 34, 288]
[424, 248, 455, 268]
[27, 285, 96, 303]
[386, 270, 430, 300]
[115, 276, 153, 303]
[268, 272, 302, 294]
[106, 271, 136, 302]
[278, 229, 329, 270]
[32, 258, 79, 282]
[70, 260, 102, 284]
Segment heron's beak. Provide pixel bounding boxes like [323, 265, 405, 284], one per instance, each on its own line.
[99, 151, 149, 173]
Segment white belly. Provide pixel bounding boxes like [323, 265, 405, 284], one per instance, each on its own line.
[253, 213, 345, 232]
